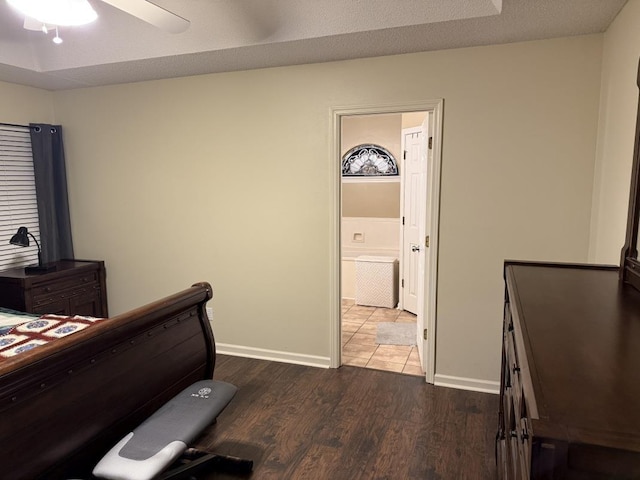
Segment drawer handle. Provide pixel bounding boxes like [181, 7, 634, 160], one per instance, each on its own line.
[512, 364, 520, 373]
[45, 287, 52, 293]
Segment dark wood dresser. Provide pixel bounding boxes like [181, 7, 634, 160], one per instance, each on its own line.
[497, 261, 640, 479]
[0, 259, 108, 317]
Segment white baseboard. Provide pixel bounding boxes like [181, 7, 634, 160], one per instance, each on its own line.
[216, 343, 498, 394]
[434, 374, 500, 394]
[216, 343, 331, 369]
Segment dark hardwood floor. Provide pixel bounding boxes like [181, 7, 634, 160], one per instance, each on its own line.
[193, 355, 498, 480]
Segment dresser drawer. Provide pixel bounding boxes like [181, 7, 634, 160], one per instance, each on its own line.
[505, 329, 523, 418]
[497, 437, 510, 480]
[32, 271, 99, 298]
[517, 412, 532, 475]
[33, 282, 100, 308]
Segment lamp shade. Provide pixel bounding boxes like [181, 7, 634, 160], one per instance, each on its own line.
[9, 226, 30, 247]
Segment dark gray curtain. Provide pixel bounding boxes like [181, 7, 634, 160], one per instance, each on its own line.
[30, 124, 74, 263]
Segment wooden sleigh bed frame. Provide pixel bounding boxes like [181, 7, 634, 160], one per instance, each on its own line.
[0, 282, 217, 480]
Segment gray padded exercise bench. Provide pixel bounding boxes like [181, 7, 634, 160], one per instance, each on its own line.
[91, 380, 253, 480]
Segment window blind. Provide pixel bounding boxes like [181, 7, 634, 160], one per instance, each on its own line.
[0, 125, 40, 270]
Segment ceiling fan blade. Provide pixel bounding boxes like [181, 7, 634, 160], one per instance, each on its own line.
[100, 0, 190, 33]
[23, 16, 49, 31]
[23, 16, 41, 30]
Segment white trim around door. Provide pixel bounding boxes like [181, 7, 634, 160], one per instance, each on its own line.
[329, 100, 444, 384]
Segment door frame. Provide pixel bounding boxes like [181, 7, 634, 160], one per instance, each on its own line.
[329, 100, 443, 384]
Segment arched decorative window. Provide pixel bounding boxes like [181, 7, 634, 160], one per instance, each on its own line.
[341, 144, 398, 177]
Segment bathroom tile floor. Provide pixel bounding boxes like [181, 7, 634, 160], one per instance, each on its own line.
[342, 299, 423, 376]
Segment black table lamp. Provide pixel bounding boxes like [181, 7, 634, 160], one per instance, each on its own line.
[9, 226, 57, 274]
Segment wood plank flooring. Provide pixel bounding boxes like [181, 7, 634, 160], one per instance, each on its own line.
[193, 355, 498, 479]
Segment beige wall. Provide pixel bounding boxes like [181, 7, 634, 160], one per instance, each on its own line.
[342, 183, 400, 218]
[0, 80, 54, 125]
[589, 0, 640, 264]
[49, 34, 602, 383]
[402, 111, 428, 129]
[341, 114, 401, 218]
[341, 114, 402, 160]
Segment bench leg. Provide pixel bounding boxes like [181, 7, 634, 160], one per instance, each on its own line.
[159, 448, 253, 480]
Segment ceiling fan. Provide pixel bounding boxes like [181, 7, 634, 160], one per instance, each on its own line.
[9, 0, 190, 41]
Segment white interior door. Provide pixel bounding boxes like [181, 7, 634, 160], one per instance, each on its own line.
[401, 117, 429, 365]
[401, 127, 424, 316]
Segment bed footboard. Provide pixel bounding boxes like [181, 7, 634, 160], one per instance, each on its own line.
[0, 282, 215, 480]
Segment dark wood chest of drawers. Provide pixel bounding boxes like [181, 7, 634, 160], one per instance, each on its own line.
[0, 259, 108, 317]
[497, 261, 640, 479]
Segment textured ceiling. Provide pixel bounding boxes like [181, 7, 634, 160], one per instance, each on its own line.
[0, 0, 628, 91]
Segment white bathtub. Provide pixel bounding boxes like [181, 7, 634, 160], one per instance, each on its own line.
[341, 248, 399, 300]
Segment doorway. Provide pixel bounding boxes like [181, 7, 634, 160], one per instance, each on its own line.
[330, 101, 443, 384]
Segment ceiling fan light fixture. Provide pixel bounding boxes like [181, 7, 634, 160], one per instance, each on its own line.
[8, 0, 97, 27]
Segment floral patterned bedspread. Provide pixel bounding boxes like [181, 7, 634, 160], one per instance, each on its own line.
[0, 307, 37, 336]
[0, 313, 105, 361]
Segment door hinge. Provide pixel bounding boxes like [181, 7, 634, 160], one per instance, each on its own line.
[401, 279, 404, 288]
[425, 235, 430, 248]
[428, 137, 433, 150]
[403, 150, 407, 160]
[402, 216, 405, 226]
[423, 329, 428, 340]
